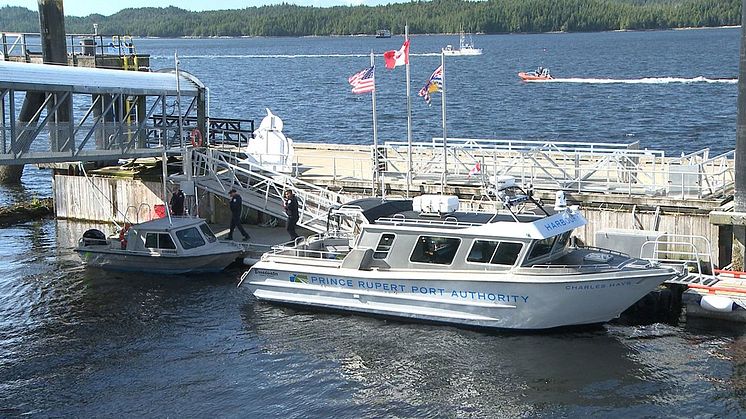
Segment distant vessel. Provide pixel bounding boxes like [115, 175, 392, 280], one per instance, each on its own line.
[240, 183, 680, 330]
[519, 67, 553, 81]
[442, 30, 482, 56]
[375, 29, 391, 38]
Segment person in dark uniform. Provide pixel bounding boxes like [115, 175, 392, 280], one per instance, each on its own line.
[169, 186, 185, 216]
[283, 189, 299, 240]
[229, 189, 250, 241]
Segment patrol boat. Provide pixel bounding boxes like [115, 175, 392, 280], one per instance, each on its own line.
[239, 182, 680, 330]
[76, 217, 244, 274]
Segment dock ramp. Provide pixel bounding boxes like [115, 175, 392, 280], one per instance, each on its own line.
[191, 148, 347, 234]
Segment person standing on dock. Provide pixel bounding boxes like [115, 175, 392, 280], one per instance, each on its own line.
[283, 189, 299, 240]
[169, 186, 185, 216]
[229, 189, 250, 241]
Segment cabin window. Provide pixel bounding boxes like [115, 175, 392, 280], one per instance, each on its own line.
[176, 227, 206, 250]
[373, 234, 396, 259]
[199, 223, 218, 243]
[528, 236, 557, 261]
[159, 233, 176, 249]
[410, 235, 461, 265]
[467, 240, 498, 263]
[467, 240, 523, 266]
[144, 233, 176, 249]
[145, 233, 158, 248]
[491, 242, 523, 265]
[552, 231, 571, 253]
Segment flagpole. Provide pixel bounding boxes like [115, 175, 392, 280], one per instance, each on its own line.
[440, 50, 447, 194]
[405, 24, 412, 197]
[370, 51, 379, 196]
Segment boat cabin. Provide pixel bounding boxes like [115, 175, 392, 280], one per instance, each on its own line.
[275, 191, 601, 272]
[122, 217, 219, 254]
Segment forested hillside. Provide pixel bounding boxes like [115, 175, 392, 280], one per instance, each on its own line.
[0, 0, 740, 37]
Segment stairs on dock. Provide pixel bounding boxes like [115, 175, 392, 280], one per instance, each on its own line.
[191, 148, 347, 234]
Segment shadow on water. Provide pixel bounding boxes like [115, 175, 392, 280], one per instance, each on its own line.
[241, 301, 685, 418]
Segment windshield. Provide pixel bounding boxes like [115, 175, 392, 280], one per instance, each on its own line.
[199, 223, 217, 243]
[176, 227, 206, 250]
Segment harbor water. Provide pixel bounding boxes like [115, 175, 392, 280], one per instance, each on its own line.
[2, 29, 746, 417]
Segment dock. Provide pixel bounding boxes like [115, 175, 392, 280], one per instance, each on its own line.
[3, 20, 746, 325]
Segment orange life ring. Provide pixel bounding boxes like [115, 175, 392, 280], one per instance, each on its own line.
[190, 128, 203, 147]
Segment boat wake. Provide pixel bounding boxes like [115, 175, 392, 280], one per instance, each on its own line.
[527, 76, 736, 84]
[158, 53, 440, 59]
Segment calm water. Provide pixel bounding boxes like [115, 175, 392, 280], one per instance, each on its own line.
[2, 29, 746, 417]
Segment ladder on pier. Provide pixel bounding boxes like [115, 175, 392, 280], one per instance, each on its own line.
[191, 148, 347, 234]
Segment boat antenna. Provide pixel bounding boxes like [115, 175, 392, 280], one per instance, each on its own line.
[162, 145, 173, 226]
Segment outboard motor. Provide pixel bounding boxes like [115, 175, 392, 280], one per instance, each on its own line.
[81, 229, 107, 246]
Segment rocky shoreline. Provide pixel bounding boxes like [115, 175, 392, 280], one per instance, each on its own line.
[0, 198, 54, 227]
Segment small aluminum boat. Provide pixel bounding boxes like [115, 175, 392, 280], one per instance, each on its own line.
[76, 217, 244, 274]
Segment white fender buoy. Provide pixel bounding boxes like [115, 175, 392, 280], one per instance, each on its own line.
[700, 295, 734, 312]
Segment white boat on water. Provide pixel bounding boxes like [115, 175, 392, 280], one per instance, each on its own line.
[442, 31, 482, 56]
[240, 183, 681, 330]
[76, 217, 244, 274]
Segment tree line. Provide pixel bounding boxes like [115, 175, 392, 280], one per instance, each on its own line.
[0, 0, 740, 38]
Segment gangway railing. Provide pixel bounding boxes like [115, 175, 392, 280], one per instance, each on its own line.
[373, 138, 734, 199]
[640, 234, 719, 286]
[151, 114, 254, 149]
[191, 148, 348, 234]
[1, 32, 140, 61]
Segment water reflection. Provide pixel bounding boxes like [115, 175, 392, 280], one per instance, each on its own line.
[245, 302, 654, 417]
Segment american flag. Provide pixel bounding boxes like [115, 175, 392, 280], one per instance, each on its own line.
[348, 66, 375, 94]
[418, 65, 443, 105]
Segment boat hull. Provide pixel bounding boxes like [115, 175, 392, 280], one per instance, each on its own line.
[518, 72, 552, 81]
[243, 261, 676, 330]
[442, 48, 482, 56]
[76, 248, 242, 274]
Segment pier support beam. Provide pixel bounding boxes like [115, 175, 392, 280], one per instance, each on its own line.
[733, 0, 746, 270]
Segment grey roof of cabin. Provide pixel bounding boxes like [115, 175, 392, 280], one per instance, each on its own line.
[130, 217, 205, 233]
[344, 198, 543, 226]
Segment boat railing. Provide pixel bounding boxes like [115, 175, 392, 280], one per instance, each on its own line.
[580, 245, 630, 258]
[376, 216, 482, 228]
[527, 263, 623, 271]
[640, 234, 716, 284]
[267, 233, 353, 261]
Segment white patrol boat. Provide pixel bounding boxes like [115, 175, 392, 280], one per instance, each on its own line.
[76, 217, 244, 275]
[239, 183, 681, 330]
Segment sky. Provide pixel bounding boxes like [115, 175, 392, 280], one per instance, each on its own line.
[1, 0, 408, 16]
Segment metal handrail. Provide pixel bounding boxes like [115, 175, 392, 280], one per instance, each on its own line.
[191, 148, 348, 234]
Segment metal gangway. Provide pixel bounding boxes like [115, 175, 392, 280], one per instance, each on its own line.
[0, 60, 203, 164]
[378, 138, 734, 199]
[191, 148, 347, 234]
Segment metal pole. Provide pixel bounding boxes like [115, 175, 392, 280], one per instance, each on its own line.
[405, 24, 412, 197]
[440, 51, 447, 194]
[733, 0, 746, 269]
[371, 51, 379, 196]
[175, 51, 184, 149]
[162, 146, 172, 226]
[736, 0, 746, 213]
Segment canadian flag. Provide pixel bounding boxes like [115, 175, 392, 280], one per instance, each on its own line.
[383, 40, 410, 69]
[468, 162, 481, 177]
